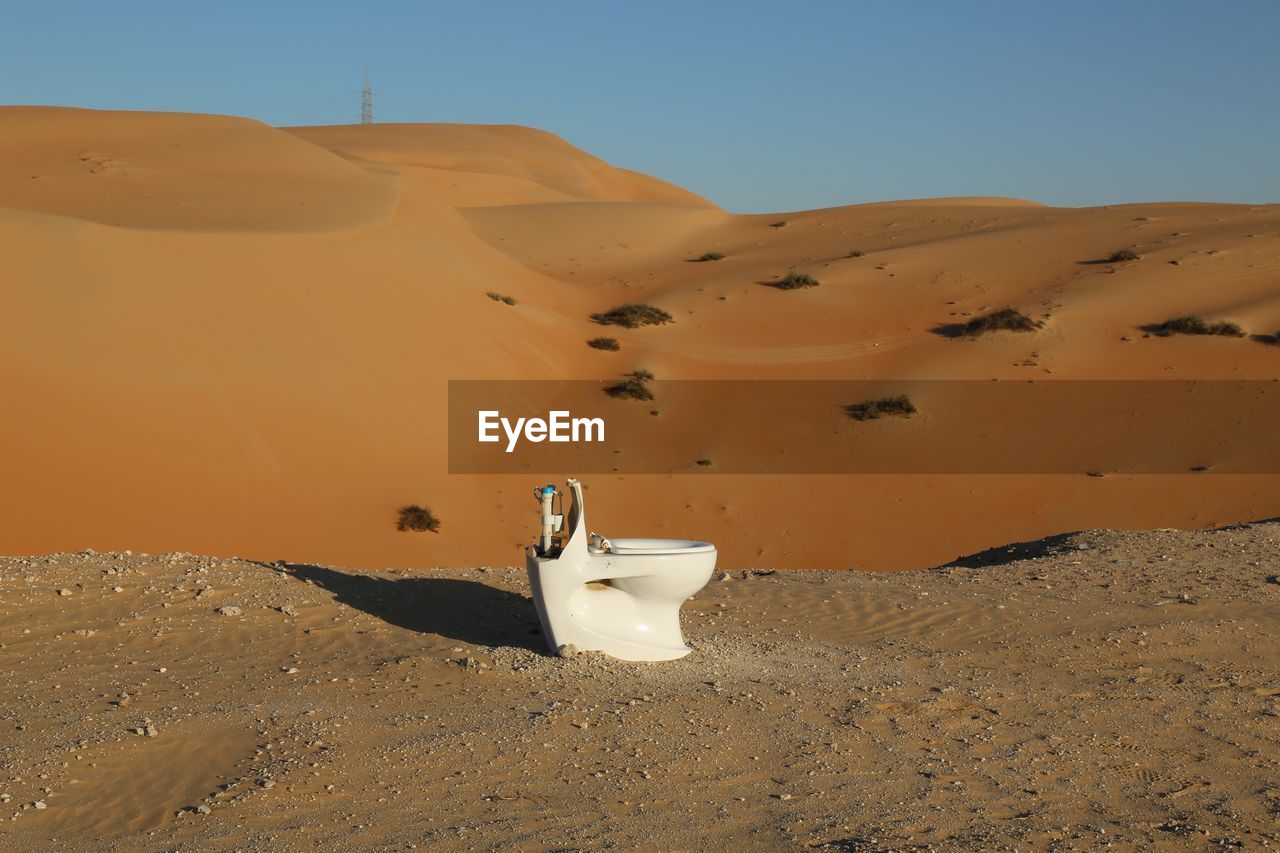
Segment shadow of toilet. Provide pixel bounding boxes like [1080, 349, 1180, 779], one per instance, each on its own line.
[275, 562, 546, 653]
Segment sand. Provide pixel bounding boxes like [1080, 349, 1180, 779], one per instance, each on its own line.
[2, 106, 1278, 845]
[1, 521, 1277, 848]
[1, 107, 1277, 570]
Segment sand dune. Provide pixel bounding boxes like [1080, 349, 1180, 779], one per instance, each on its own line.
[0, 107, 397, 231]
[1, 107, 1278, 570]
[843, 195, 1046, 207]
[287, 123, 715, 208]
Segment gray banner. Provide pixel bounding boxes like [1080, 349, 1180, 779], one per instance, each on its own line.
[448, 380, 1280, 474]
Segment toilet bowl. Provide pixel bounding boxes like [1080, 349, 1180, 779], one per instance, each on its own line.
[525, 478, 716, 661]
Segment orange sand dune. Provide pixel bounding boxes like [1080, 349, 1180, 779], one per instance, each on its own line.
[1, 107, 1278, 570]
[0, 107, 397, 231]
[846, 195, 1046, 207]
[287, 123, 715, 208]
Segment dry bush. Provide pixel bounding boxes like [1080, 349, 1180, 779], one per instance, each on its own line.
[591, 304, 674, 328]
[845, 395, 917, 421]
[397, 505, 440, 533]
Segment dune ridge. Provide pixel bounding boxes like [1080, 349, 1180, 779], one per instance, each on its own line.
[286, 122, 716, 208]
[0, 107, 398, 231]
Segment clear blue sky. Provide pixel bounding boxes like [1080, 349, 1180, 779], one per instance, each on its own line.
[4, 1, 1277, 212]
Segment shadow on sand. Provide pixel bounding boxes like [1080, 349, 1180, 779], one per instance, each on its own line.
[940, 516, 1280, 572]
[1134, 324, 1275, 343]
[275, 562, 547, 653]
[927, 322, 973, 338]
[940, 532, 1084, 570]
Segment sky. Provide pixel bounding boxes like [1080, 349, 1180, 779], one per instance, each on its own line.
[3, 1, 1278, 212]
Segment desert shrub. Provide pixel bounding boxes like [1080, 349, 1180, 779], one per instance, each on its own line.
[848, 249, 865, 258]
[486, 292, 517, 305]
[591, 304, 674, 328]
[397, 505, 440, 533]
[1153, 315, 1246, 337]
[774, 271, 819, 290]
[1107, 248, 1141, 262]
[587, 337, 620, 351]
[962, 307, 1039, 336]
[604, 370, 655, 401]
[695, 252, 725, 262]
[845, 394, 917, 421]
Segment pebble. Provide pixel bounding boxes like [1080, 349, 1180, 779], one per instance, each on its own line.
[57, 588, 73, 597]
[557, 644, 579, 659]
[216, 605, 242, 616]
[279, 603, 300, 617]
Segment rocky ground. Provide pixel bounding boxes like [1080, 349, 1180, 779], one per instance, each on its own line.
[1, 522, 1278, 850]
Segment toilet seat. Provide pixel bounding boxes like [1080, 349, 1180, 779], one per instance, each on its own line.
[607, 538, 716, 555]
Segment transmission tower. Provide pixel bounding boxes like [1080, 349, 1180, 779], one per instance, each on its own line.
[361, 71, 373, 124]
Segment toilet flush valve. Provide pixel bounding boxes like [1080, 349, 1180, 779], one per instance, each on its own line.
[535, 483, 564, 554]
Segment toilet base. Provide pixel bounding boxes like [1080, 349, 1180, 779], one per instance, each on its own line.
[526, 553, 709, 662]
[522, 478, 715, 662]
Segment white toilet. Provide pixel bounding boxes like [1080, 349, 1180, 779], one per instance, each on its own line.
[525, 478, 716, 661]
